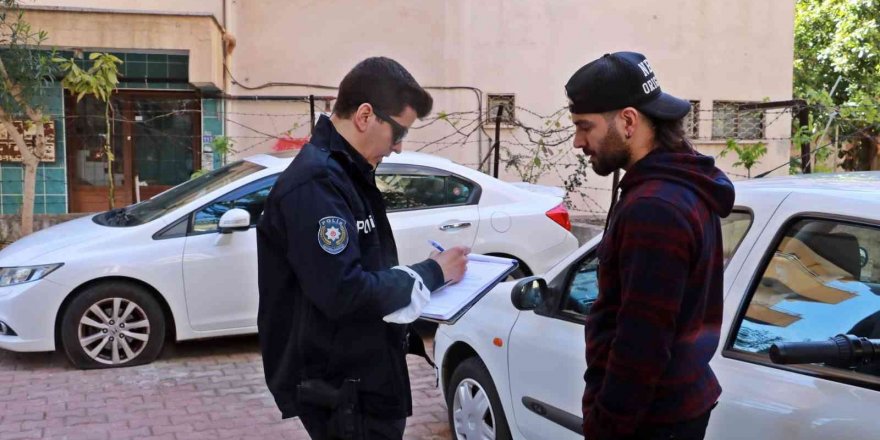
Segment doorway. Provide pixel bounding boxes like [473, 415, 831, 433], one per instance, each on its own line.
[65, 91, 202, 212]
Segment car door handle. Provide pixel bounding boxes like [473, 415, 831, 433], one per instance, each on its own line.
[439, 222, 472, 231]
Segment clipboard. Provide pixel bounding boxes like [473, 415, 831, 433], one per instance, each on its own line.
[419, 254, 519, 325]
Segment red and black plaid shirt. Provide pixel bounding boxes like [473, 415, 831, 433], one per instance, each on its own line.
[583, 149, 734, 439]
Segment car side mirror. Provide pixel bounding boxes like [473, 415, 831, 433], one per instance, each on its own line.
[218, 208, 251, 234]
[511, 276, 548, 311]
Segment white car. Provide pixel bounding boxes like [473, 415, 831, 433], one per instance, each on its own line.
[0, 151, 577, 369]
[435, 172, 880, 440]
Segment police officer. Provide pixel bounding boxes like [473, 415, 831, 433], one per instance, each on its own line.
[256, 57, 469, 440]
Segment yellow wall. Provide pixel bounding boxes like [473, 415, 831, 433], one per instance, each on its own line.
[23, 8, 224, 90]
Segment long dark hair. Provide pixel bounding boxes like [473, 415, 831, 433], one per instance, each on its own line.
[648, 115, 694, 153]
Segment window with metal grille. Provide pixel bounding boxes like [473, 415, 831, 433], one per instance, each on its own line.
[486, 94, 515, 125]
[683, 100, 700, 138]
[712, 101, 765, 140]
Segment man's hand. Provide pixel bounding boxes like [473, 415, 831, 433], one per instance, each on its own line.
[430, 246, 470, 284]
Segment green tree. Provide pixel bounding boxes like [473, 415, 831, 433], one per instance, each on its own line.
[795, 0, 880, 170]
[719, 139, 767, 178]
[55, 52, 122, 208]
[211, 135, 235, 165]
[0, 0, 57, 236]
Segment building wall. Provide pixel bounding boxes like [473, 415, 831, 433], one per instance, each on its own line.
[0, 48, 201, 215]
[27, 0, 223, 20]
[222, 0, 796, 211]
[0, 84, 68, 215]
[22, 8, 224, 90]
[13, 0, 796, 216]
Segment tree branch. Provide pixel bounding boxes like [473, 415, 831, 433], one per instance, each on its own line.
[0, 55, 40, 121]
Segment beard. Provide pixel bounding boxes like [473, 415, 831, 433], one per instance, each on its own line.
[589, 126, 631, 177]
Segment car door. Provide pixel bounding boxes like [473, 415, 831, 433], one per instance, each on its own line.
[377, 164, 480, 265]
[507, 249, 598, 440]
[505, 208, 758, 439]
[181, 175, 278, 332]
[710, 192, 880, 440]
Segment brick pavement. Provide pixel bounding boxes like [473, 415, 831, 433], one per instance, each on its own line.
[0, 335, 452, 440]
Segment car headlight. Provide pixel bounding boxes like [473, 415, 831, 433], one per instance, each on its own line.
[0, 264, 63, 287]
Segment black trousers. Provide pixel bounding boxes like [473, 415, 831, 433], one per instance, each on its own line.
[299, 410, 406, 440]
[624, 405, 714, 440]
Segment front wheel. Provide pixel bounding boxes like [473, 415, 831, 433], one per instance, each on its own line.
[447, 357, 512, 440]
[60, 281, 166, 369]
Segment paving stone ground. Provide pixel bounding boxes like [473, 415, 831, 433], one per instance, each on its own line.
[0, 335, 452, 440]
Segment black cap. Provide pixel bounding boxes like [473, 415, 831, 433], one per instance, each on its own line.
[565, 51, 691, 120]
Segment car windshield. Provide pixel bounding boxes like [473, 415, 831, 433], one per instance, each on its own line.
[93, 160, 266, 227]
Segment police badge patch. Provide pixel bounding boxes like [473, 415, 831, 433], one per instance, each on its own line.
[318, 216, 349, 255]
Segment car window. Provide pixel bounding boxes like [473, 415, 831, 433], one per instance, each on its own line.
[555, 211, 750, 322]
[106, 160, 266, 227]
[191, 175, 279, 234]
[376, 173, 475, 211]
[731, 218, 880, 377]
[560, 252, 600, 320]
[722, 210, 753, 267]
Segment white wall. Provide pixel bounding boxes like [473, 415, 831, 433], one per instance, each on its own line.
[24, 0, 796, 213]
[223, 0, 794, 213]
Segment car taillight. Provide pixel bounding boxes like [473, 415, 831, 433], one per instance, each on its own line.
[545, 203, 571, 231]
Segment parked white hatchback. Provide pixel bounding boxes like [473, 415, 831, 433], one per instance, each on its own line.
[435, 173, 880, 440]
[0, 151, 577, 368]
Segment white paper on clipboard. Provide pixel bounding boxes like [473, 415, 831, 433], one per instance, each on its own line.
[420, 254, 517, 322]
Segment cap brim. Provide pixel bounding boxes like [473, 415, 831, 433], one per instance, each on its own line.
[637, 93, 691, 120]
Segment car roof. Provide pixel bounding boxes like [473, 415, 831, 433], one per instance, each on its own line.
[737, 172, 880, 195]
[245, 152, 880, 198]
[245, 150, 455, 169]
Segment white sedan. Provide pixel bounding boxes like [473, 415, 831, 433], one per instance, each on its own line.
[435, 172, 880, 440]
[0, 151, 577, 369]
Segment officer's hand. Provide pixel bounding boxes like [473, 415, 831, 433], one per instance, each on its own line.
[431, 246, 470, 284]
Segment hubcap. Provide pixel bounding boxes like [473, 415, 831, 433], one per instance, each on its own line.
[78, 297, 150, 365]
[452, 378, 497, 440]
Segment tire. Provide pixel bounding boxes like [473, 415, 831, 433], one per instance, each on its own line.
[60, 281, 166, 369]
[447, 357, 512, 440]
[505, 260, 532, 281]
[506, 265, 528, 281]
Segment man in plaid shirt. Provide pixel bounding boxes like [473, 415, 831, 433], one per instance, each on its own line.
[565, 52, 735, 440]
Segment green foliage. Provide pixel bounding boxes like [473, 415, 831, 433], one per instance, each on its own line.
[0, 1, 57, 117]
[794, 0, 880, 171]
[54, 53, 122, 103]
[210, 135, 236, 166]
[190, 169, 210, 180]
[795, 0, 880, 104]
[211, 135, 234, 156]
[502, 139, 555, 184]
[491, 106, 602, 211]
[719, 139, 767, 178]
[0, 0, 58, 235]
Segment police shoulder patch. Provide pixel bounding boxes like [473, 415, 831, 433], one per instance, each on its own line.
[318, 216, 349, 255]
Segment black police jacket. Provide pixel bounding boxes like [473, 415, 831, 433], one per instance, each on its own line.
[256, 115, 444, 420]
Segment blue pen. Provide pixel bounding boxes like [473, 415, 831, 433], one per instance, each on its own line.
[428, 240, 445, 252]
